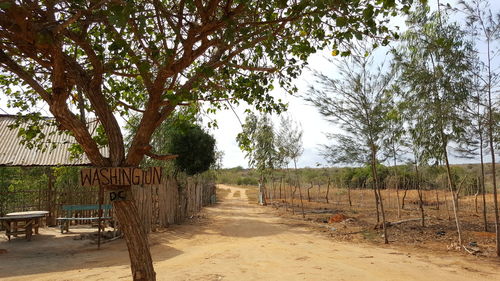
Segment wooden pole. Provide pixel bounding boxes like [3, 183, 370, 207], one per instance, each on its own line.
[98, 185, 104, 249]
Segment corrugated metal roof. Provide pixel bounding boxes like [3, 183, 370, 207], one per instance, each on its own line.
[0, 115, 109, 166]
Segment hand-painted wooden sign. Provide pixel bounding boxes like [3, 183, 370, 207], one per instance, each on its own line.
[80, 167, 162, 186]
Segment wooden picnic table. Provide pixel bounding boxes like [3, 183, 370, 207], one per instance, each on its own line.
[1, 211, 48, 241]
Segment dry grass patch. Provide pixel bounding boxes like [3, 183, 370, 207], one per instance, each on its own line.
[216, 187, 231, 201]
[242, 185, 259, 204]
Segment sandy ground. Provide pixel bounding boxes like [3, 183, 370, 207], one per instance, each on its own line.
[1, 184, 499, 281]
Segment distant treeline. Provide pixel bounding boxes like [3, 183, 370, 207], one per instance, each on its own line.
[217, 163, 500, 196]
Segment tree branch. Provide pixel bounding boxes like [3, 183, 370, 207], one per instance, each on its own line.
[0, 50, 51, 101]
[145, 152, 178, 161]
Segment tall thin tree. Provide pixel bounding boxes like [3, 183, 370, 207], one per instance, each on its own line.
[393, 5, 474, 245]
[456, 0, 500, 256]
[306, 43, 394, 244]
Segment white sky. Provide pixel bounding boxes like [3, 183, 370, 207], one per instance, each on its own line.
[205, 52, 333, 169]
[1, 0, 499, 169]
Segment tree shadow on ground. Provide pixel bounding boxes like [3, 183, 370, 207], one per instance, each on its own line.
[0, 227, 183, 279]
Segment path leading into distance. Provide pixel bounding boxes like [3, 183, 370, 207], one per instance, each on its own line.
[1, 184, 499, 281]
[154, 184, 499, 281]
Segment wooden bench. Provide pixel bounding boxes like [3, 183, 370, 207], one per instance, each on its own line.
[56, 205, 113, 233]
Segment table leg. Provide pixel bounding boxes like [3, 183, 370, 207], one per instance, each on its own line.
[1, 221, 11, 241]
[34, 218, 40, 234]
[25, 220, 33, 241]
[13, 221, 18, 237]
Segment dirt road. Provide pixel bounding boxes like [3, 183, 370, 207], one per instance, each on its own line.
[1, 184, 499, 280]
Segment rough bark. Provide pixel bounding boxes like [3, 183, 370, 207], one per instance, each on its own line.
[111, 191, 156, 281]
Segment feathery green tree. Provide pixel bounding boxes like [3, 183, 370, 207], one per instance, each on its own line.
[393, 5, 474, 245]
[306, 42, 395, 244]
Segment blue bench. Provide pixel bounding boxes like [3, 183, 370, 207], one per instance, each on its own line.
[56, 204, 113, 233]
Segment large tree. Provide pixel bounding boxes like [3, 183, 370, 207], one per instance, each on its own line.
[0, 1, 416, 280]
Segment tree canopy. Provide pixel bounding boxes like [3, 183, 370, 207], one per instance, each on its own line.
[0, 0, 415, 169]
[168, 122, 216, 175]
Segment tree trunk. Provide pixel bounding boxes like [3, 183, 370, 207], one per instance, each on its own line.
[396, 177, 401, 219]
[347, 183, 352, 207]
[370, 147, 388, 243]
[298, 182, 305, 219]
[271, 179, 275, 204]
[284, 182, 288, 212]
[443, 144, 462, 245]
[112, 193, 156, 281]
[259, 175, 267, 206]
[485, 36, 500, 256]
[435, 189, 440, 210]
[479, 130, 488, 232]
[373, 187, 380, 224]
[279, 177, 283, 200]
[402, 178, 407, 209]
[325, 178, 330, 204]
[481, 177, 488, 231]
[392, 144, 400, 218]
[307, 182, 313, 202]
[444, 191, 451, 221]
[435, 189, 440, 219]
[46, 167, 56, 226]
[474, 178, 479, 214]
[97, 185, 104, 249]
[317, 182, 321, 202]
[415, 164, 425, 227]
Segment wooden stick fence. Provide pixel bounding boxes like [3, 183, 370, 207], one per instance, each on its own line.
[1, 174, 216, 233]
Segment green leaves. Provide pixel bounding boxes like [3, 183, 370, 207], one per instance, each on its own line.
[237, 112, 283, 172]
[0, 1, 12, 10]
[363, 4, 375, 20]
[305, 40, 395, 166]
[108, 4, 133, 27]
[68, 143, 85, 160]
[393, 5, 474, 165]
[169, 124, 216, 175]
[336, 17, 348, 27]
[0, 0, 415, 168]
